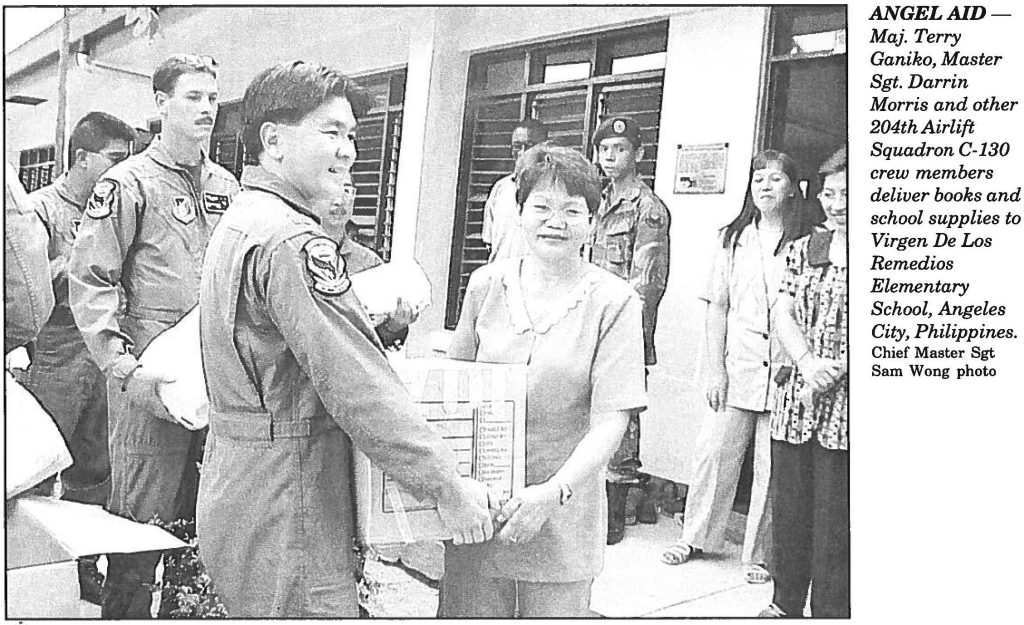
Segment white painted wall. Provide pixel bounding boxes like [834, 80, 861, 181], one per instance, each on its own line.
[643, 6, 770, 482]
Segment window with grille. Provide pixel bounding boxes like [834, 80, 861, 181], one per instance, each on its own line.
[446, 21, 668, 328]
[18, 145, 56, 193]
[205, 69, 407, 261]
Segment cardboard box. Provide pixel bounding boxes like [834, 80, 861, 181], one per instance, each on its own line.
[355, 357, 527, 544]
[5, 496, 187, 618]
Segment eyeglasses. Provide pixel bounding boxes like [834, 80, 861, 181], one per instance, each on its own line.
[511, 140, 538, 152]
[819, 189, 848, 200]
[523, 203, 590, 223]
[94, 149, 130, 164]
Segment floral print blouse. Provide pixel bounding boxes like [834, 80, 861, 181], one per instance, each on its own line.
[771, 231, 848, 451]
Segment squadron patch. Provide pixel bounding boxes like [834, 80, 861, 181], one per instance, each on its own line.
[172, 197, 197, 224]
[644, 209, 666, 230]
[85, 180, 118, 219]
[302, 236, 350, 296]
[204, 192, 230, 213]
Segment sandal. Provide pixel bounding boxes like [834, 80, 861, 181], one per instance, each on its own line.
[661, 541, 702, 565]
[745, 563, 772, 584]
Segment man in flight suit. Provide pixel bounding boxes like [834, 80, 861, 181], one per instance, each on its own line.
[196, 61, 492, 617]
[68, 55, 240, 618]
[22, 112, 137, 603]
[589, 116, 671, 545]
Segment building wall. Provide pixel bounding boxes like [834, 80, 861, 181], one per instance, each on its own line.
[4, 5, 772, 484]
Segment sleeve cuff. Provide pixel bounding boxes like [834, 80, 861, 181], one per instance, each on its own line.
[108, 352, 141, 381]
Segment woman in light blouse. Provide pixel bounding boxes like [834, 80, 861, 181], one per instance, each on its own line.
[438, 144, 647, 617]
[761, 146, 848, 618]
[663, 150, 811, 585]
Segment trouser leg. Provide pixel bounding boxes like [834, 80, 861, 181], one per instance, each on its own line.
[518, 579, 594, 617]
[743, 410, 773, 565]
[63, 363, 111, 506]
[103, 377, 196, 619]
[102, 551, 162, 619]
[681, 406, 756, 552]
[438, 547, 516, 617]
[770, 440, 814, 617]
[607, 410, 642, 481]
[809, 443, 850, 617]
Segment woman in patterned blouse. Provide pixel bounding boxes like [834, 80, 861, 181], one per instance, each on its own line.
[761, 145, 849, 618]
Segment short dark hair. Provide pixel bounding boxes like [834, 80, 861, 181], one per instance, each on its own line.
[515, 118, 548, 140]
[68, 112, 138, 163]
[818, 144, 848, 179]
[241, 61, 376, 162]
[152, 54, 218, 94]
[514, 143, 602, 215]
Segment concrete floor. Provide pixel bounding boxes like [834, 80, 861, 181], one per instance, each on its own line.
[592, 516, 773, 617]
[71, 514, 773, 618]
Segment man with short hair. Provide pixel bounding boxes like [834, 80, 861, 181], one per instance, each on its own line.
[482, 118, 548, 261]
[21, 112, 137, 604]
[69, 54, 239, 619]
[196, 61, 491, 617]
[589, 116, 671, 545]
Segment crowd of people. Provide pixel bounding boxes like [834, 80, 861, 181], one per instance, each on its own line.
[4, 52, 847, 619]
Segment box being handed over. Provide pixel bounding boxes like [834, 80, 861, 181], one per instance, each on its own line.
[354, 357, 527, 545]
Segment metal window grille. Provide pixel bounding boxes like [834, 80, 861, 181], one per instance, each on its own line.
[446, 22, 668, 328]
[18, 146, 56, 193]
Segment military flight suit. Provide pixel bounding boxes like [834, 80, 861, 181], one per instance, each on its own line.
[590, 179, 671, 482]
[196, 165, 464, 617]
[68, 137, 239, 618]
[5, 163, 54, 353]
[21, 175, 110, 505]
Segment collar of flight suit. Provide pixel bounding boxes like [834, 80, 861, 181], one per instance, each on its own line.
[145, 135, 215, 180]
[599, 177, 644, 218]
[240, 165, 323, 225]
[52, 173, 84, 209]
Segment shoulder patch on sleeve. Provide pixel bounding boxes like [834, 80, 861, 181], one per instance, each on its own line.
[85, 180, 118, 219]
[302, 236, 351, 296]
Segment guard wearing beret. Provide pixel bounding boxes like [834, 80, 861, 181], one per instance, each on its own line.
[590, 116, 671, 545]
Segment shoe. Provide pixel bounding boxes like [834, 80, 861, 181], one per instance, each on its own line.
[606, 482, 629, 545]
[661, 541, 702, 565]
[745, 563, 772, 584]
[758, 603, 786, 617]
[78, 556, 105, 606]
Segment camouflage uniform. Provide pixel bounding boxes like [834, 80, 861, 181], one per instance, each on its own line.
[590, 179, 670, 482]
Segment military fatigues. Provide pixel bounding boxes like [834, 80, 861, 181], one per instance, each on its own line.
[197, 166, 462, 617]
[590, 178, 671, 482]
[19, 176, 110, 505]
[68, 138, 239, 618]
[5, 163, 54, 353]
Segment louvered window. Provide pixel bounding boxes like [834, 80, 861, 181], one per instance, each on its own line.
[206, 69, 406, 261]
[18, 146, 56, 193]
[446, 22, 668, 328]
